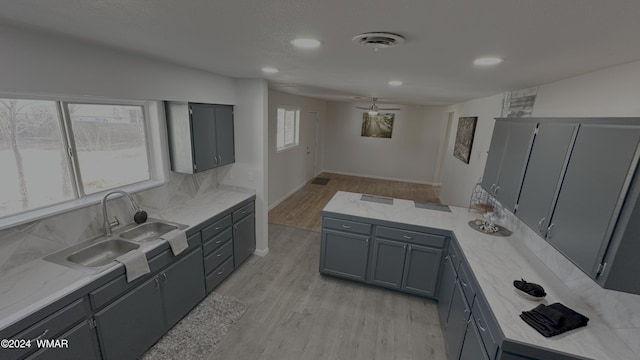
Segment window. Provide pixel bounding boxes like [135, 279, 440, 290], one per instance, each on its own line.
[276, 107, 299, 151]
[0, 97, 152, 219]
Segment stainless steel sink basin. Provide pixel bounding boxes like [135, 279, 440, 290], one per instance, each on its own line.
[66, 239, 139, 267]
[118, 221, 179, 242]
[43, 218, 187, 274]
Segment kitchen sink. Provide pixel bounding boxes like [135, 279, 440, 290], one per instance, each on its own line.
[66, 239, 139, 267]
[44, 218, 188, 274]
[118, 221, 179, 242]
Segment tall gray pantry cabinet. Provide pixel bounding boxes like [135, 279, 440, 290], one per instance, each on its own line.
[165, 102, 235, 173]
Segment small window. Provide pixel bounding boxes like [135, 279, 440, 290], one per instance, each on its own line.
[0, 97, 154, 220]
[277, 107, 299, 151]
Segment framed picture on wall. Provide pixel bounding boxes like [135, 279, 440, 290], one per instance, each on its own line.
[361, 112, 394, 138]
[453, 116, 478, 164]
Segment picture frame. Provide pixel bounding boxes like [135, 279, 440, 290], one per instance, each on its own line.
[453, 116, 477, 164]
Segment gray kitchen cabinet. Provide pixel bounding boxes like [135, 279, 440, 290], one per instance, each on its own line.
[320, 222, 371, 282]
[95, 248, 205, 360]
[165, 101, 235, 173]
[459, 315, 491, 360]
[95, 275, 165, 360]
[482, 120, 537, 211]
[546, 123, 640, 278]
[401, 244, 443, 297]
[437, 253, 458, 329]
[26, 321, 100, 360]
[516, 122, 578, 237]
[369, 238, 407, 289]
[444, 281, 471, 360]
[161, 248, 206, 328]
[233, 203, 256, 268]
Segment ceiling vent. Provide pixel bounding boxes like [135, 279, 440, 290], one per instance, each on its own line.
[352, 32, 406, 49]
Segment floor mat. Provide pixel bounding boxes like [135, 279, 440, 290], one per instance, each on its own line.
[141, 292, 248, 360]
[311, 177, 330, 185]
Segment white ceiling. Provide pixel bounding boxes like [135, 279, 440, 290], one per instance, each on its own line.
[1, 0, 640, 105]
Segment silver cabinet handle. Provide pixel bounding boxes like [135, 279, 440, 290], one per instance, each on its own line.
[162, 273, 168, 283]
[490, 184, 496, 192]
[215, 239, 222, 244]
[547, 223, 555, 239]
[495, 186, 500, 194]
[341, 225, 351, 229]
[460, 278, 468, 287]
[365, 238, 370, 246]
[403, 235, 413, 240]
[155, 278, 160, 288]
[218, 268, 225, 275]
[30, 329, 49, 342]
[445, 255, 450, 261]
[477, 318, 487, 332]
[537, 217, 546, 232]
[403, 244, 407, 250]
[217, 253, 223, 257]
[215, 226, 221, 230]
[213, 156, 218, 166]
[218, 154, 222, 164]
[407, 245, 412, 253]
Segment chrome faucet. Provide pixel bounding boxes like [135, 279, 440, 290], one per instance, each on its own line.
[101, 190, 147, 235]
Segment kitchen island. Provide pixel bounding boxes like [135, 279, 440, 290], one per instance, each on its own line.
[320, 191, 637, 360]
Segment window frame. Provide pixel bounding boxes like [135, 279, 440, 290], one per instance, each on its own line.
[276, 106, 300, 152]
[0, 93, 166, 230]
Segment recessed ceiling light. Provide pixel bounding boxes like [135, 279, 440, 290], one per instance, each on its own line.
[473, 57, 503, 66]
[352, 32, 406, 49]
[388, 80, 403, 87]
[261, 66, 279, 74]
[290, 38, 322, 49]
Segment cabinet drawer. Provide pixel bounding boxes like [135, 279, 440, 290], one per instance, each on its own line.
[204, 239, 233, 274]
[232, 202, 254, 221]
[376, 226, 446, 248]
[6, 299, 86, 360]
[205, 257, 234, 293]
[323, 217, 371, 235]
[458, 262, 477, 308]
[203, 227, 232, 256]
[202, 215, 231, 241]
[472, 297, 500, 359]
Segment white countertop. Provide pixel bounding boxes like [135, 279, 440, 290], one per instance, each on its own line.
[323, 191, 638, 360]
[0, 186, 255, 332]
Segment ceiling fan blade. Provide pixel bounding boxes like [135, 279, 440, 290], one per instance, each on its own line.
[355, 107, 370, 110]
[378, 107, 401, 111]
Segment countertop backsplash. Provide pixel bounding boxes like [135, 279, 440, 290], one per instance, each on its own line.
[0, 168, 220, 277]
[495, 201, 640, 357]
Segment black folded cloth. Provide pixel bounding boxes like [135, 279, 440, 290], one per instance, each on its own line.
[520, 303, 589, 337]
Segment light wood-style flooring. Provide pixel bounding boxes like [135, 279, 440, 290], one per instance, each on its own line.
[269, 173, 441, 232]
[209, 224, 447, 360]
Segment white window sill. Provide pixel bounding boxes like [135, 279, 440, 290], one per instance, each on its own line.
[0, 179, 165, 231]
[276, 144, 299, 153]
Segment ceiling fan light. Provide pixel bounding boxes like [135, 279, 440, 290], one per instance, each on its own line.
[368, 110, 379, 116]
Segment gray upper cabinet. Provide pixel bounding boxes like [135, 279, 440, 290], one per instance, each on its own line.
[482, 120, 537, 211]
[546, 123, 640, 278]
[516, 122, 578, 237]
[165, 102, 235, 173]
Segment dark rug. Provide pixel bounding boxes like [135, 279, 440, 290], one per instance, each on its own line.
[141, 292, 247, 360]
[311, 177, 330, 185]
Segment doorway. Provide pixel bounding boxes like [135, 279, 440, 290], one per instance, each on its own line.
[306, 111, 319, 181]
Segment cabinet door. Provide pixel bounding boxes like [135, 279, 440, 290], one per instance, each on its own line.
[438, 253, 458, 329]
[161, 248, 206, 328]
[444, 282, 471, 360]
[517, 122, 578, 236]
[95, 276, 165, 360]
[190, 104, 217, 172]
[233, 213, 256, 268]
[215, 106, 235, 167]
[459, 316, 490, 360]
[320, 229, 370, 282]
[401, 244, 443, 297]
[494, 121, 537, 211]
[548, 124, 640, 276]
[482, 121, 509, 192]
[26, 321, 100, 360]
[369, 238, 406, 289]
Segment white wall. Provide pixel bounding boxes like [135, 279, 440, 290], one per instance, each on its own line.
[323, 101, 448, 184]
[0, 23, 236, 104]
[268, 90, 327, 208]
[218, 79, 269, 255]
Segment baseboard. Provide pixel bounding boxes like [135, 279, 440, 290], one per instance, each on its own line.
[321, 169, 439, 186]
[268, 181, 308, 210]
[253, 248, 269, 257]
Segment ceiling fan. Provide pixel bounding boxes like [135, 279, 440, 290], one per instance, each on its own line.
[356, 98, 400, 116]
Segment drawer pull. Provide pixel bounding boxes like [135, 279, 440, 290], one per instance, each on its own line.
[218, 269, 225, 275]
[341, 225, 352, 229]
[460, 278, 468, 287]
[215, 226, 221, 230]
[30, 329, 49, 342]
[477, 318, 487, 332]
[162, 273, 168, 283]
[217, 253, 223, 257]
[403, 235, 413, 240]
[242, 210, 247, 214]
[216, 239, 222, 244]
[155, 278, 160, 288]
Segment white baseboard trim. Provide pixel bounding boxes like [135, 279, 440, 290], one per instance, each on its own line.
[321, 169, 440, 186]
[253, 248, 269, 257]
[268, 181, 309, 210]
